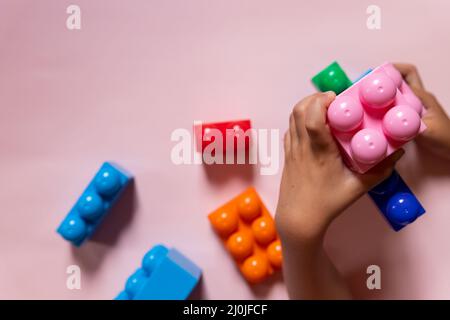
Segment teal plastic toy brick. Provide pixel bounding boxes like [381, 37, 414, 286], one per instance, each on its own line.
[353, 68, 373, 83]
[57, 162, 132, 246]
[116, 245, 202, 300]
[311, 61, 352, 94]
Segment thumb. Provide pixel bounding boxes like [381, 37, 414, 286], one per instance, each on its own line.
[304, 91, 336, 149]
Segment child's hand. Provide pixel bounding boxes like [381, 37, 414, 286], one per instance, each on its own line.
[276, 93, 404, 299]
[395, 63, 450, 159]
[276, 92, 404, 244]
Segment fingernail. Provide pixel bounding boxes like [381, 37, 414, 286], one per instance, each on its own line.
[325, 91, 336, 98]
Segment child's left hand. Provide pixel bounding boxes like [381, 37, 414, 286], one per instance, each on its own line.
[275, 92, 404, 245]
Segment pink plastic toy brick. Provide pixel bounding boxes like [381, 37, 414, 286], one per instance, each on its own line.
[327, 62, 427, 173]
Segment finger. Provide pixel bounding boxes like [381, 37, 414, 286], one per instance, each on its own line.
[408, 86, 439, 112]
[292, 93, 330, 144]
[292, 100, 308, 143]
[289, 113, 298, 146]
[357, 149, 405, 190]
[393, 63, 424, 89]
[304, 91, 336, 149]
[283, 131, 291, 157]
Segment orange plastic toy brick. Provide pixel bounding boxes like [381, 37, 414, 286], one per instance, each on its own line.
[208, 187, 282, 284]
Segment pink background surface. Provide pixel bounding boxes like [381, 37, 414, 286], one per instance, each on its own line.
[1, 0, 450, 299]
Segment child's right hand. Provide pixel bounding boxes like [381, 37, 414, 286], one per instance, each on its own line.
[395, 63, 450, 159]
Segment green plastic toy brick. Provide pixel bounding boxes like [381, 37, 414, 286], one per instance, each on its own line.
[311, 61, 352, 94]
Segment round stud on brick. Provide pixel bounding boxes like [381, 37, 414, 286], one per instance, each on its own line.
[237, 194, 261, 221]
[231, 124, 243, 138]
[241, 255, 269, 284]
[327, 95, 364, 132]
[226, 231, 254, 261]
[350, 128, 388, 165]
[267, 240, 283, 268]
[142, 245, 169, 274]
[125, 269, 148, 299]
[383, 105, 421, 142]
[316, 63, 351, 95]
[210, 210, 239, 237]
[95, 168, 121, 197]
[59, 215, 87, 242]
[386, 193, 421, 226]
[359, 73, 397, 109]
[382, 64, 403, 88]
[203, 127, 214, 142]
[251, 217, 276, 246]
[77, 192, 104, 221]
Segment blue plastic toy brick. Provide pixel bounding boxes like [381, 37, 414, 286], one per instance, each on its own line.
[116, 245, 202, 300]
[368, 171, 425, 231]
[57, 162, 132, 246]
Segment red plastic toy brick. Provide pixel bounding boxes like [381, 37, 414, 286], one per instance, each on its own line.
[194, 119, 252, 154]
[326, 62, 427, 173]
[208, 187, 282, 284]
